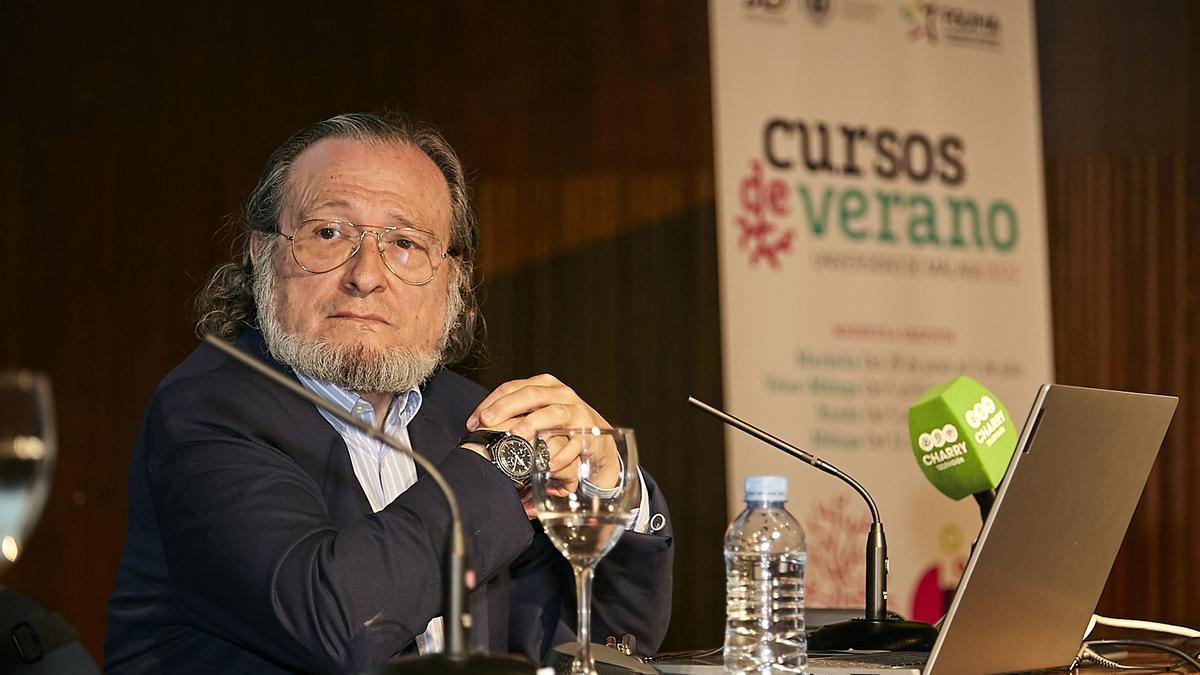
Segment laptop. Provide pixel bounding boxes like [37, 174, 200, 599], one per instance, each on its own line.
[656, 384, 1178, 675]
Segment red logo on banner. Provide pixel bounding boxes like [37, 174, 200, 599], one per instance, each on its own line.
[736, 160, 795, 269]
[910, 560, 964, 623]
[806, 494, 871, 607]
[910, 522, 968, 622]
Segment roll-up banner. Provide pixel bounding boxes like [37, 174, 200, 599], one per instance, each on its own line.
[709, 0, 1053, 619]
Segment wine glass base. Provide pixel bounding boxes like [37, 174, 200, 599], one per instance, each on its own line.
[545, 641, 658, 675]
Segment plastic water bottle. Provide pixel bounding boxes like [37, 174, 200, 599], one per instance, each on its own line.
[724, 475, 807, 673]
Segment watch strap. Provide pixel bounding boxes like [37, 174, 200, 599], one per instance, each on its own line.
[460, 429, 531, 485]
[460, 429, 507, 448]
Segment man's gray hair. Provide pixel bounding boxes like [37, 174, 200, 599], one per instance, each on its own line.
[195, 112, 480, 365]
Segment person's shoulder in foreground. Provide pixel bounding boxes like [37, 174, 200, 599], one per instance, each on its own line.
[105, 111, 673, 675]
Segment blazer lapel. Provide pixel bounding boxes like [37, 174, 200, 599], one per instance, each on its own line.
[319, 432, 372, 524]
[282, 391, 372, 525]
[407, 396, 459, 477]
[233, 329, 372, 522]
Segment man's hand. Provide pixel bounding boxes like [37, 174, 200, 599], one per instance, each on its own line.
[467, 374, 620, 496]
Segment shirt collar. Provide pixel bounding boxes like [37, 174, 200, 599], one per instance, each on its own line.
[294, 371, 423, 430]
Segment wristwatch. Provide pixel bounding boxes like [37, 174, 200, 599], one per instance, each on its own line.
[460, 430, 550, 487]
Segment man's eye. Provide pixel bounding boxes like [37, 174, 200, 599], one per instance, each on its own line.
[391, 237, 427, 251]
[316, 227, 340, 240]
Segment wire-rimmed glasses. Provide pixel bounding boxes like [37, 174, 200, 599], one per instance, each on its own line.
[280, 219, 455, 286]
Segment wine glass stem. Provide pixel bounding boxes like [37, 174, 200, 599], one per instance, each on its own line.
[573, 563, 597, 675]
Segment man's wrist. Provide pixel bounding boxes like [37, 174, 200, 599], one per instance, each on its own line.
[460, 441, 491, 461]
[459, 430, 544, 488]
[458, 441, 528, 493]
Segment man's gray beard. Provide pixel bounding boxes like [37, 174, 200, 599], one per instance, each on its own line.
[252, 244, 461, 394]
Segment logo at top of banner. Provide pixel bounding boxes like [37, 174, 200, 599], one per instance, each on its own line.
[804, 0, 833, 25]
[900, 0, 1003, 48]
[741, 0, 791, 24]
[744, 0, 790, 11]
[740, 0, 880, 27]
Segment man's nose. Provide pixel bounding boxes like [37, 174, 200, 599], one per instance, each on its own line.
[340, 232, 391, 293]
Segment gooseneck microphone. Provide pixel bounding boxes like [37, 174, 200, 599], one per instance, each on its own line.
[688, 396, 937, 652]
[205, 335, 535, 673]
[687, 397, 886, 617]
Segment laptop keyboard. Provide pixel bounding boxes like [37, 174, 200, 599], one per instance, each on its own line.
[811, 650, 931, 668]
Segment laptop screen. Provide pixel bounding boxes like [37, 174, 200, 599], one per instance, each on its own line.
[926, 384, 1176, 674]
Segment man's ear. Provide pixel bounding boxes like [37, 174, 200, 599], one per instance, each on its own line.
[248, 233, 264, 268]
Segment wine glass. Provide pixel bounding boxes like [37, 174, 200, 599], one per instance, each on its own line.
[532, 426, 640, 675]
[0, 371, 56, 571]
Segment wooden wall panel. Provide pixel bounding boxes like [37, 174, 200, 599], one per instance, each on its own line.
[1038, 0, 1200, 629]
[1044, 155, 1198, 624]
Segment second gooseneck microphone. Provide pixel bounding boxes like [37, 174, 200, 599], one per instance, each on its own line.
[688, 396, 937, 652]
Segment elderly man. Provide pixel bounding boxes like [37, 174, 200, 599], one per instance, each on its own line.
[105, 113, 673, 673]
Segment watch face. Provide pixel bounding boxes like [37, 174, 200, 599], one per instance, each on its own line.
[494, 436, 534, 481]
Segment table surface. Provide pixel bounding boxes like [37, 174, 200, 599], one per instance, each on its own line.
[648, 628, 1200, 674]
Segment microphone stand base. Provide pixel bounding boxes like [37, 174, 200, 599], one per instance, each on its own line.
[808, 617, 938, 652]
[366, 653, 539, 674]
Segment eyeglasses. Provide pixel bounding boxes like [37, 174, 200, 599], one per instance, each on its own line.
[280, 219, 455, 286]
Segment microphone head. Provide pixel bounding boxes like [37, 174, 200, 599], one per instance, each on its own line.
[908, 375, 1017, 500]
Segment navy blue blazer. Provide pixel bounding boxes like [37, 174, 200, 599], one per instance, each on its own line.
[106, 330, 673, 674]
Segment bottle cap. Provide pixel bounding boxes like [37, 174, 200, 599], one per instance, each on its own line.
[744, 475, 787, 502]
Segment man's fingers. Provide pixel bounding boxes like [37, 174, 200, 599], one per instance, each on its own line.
[530, 431, 582, 472]
[511, 404, 586, 442]
[541, 434, 571, 463]
[467, 376, 559, 429]
[549, 440, 583, 474]
[466, 379, 530, 430]
[470, 381, 574, 431]
[547, 472, 579, 496]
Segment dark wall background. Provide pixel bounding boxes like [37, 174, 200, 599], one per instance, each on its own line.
[0, 0, 1196, 663]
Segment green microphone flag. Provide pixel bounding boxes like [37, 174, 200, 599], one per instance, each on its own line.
[908, 375, 1018, 500]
